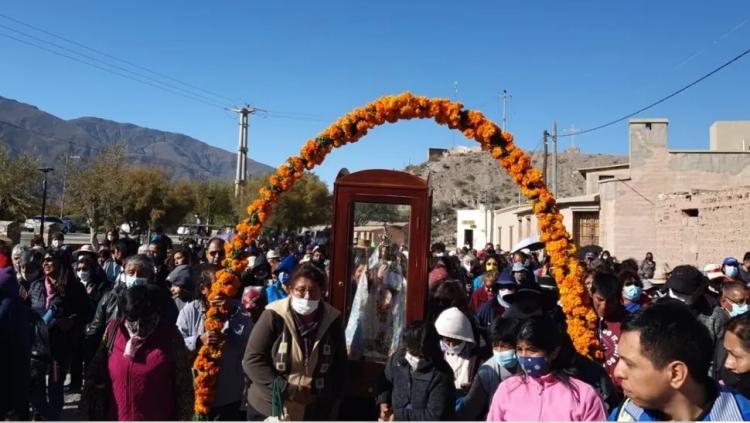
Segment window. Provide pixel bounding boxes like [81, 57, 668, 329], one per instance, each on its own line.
[682, 209, 699, 217]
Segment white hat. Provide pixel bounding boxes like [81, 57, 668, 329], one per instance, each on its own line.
[434, 307, 474, 344]
[266, 249, 280, 260]
[703, 263, 724, 281]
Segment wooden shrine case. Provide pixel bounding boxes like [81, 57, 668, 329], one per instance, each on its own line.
[328, 169, 432, 418]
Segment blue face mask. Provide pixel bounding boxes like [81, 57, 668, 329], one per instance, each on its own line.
[125, 275, 148, 289]
[518, 355, 551, 378]
[726, 266, 740, 279]
[494, 349, 518, 368]
[730, 303, 749, 318]
[624, 285, 643, 301]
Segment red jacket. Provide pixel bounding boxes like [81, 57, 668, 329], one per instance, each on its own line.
[107, 320, 178, 421]
[469, 286, 494, 313]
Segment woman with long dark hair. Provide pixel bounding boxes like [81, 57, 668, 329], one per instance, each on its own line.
[486, 316, 606, 421]
[26, 250, 91, 420]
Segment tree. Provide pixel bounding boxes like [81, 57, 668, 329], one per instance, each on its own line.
[0, 144, 42, 220]
[353, 203, 406, 226]
[241, 172, 332, 231]
[190, 180, 235, 226]
[117, 166, 194, 233]
[66, 143, 126, 229]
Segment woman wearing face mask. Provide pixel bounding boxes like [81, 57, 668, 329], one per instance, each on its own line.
[472, 257, 500, 292]
[18, 248, 44, 298]
[724, 257, 743, 282]
[243, 262, 346, 421]
[434, 306, 479, 409]
[27, 250, 91, 420]
[458, 317, 520, 420]
[376, 321, 456, 421]
[722, 312, 750, 398]
[486, 316, 606, 421]
[81, 285, 194, 420]
[619, 270, 651, 314]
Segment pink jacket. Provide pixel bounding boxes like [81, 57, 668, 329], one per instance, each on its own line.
[486, 373, 606, 421]
[107, 320, 177, 421]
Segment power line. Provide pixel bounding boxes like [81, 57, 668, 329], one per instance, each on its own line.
[557, 45, 750, 138]
[0, 31, 232, 111]
[0, 13, 241, 105]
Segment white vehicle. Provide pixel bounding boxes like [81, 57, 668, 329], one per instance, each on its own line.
[24, 216, 66, 233]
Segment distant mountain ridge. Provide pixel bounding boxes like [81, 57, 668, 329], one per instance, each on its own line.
[0, 95, 273, 181]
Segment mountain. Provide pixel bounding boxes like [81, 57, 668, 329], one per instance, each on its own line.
[405, 146, 628, 245]
[0, 95, 273, 181]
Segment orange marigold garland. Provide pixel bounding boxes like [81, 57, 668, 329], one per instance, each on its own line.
[192, 92, 600, 416]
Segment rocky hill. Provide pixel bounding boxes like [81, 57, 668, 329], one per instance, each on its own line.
[405, 147, 627, 246]
[0, 95, 272, 181]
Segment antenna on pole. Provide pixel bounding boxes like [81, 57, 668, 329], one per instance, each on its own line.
[231, 105, 258, 199]
[500, 90, 512, 131]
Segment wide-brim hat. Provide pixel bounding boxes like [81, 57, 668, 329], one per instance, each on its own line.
[703, 263, 724, 281]
[73, 244, 98, 257]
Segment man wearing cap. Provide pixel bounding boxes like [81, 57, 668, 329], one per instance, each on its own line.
[723, 257, 743, 283]
[660, 264, 714, 326]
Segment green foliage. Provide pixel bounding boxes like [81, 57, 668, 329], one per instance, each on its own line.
[0, 144, 42, 220]
[353, 202, 408, 226]
[66, 143, 126, 229]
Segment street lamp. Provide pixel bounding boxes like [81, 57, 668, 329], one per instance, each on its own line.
[38, 167, 54, 238]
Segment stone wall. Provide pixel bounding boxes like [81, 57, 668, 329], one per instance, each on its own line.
[654, 187, 750, 267]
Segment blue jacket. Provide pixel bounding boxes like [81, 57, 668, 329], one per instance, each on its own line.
[0, 288, 31, 419]
[609, 387, 750, 421]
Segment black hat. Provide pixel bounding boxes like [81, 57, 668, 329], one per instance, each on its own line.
[503, 281, 542, 304]
[665, 265, 707, 296]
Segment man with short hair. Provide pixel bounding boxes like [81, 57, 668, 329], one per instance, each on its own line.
[711, 281, 750, 383]
[205, 237, 226, 270]
[611, 302, 750, 421]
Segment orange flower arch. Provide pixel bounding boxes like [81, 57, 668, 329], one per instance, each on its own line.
[192, 92, 600, 415]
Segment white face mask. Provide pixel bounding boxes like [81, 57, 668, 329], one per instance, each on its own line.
[440, 339, 466, 355]
[77, 270, 92, 284]
[107, 235, 115, 242]
[125, 275, 148, 289]
[404, 352, 425, 371]
[52, 240, 61, 248]
[290, 297, 319, 316]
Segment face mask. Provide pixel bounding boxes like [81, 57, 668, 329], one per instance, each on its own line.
[107, 235, 115, 242]
[486, 264, 497, 272]
[518, 355, 551, 378]
[404, 352, 425, 371]
[77, 270, 92, 284]
[726, 266, 740, 279]
[623, 285, 642, 301]
[494, 349, 518, 368]
[729, 303, 749, 318]
[497, 289, 513, 308]
[290, 297, 319, 316]
[513, 273, 526, 284]
[52, 240, 61, 248]
[440, 340, 466, 355]
[125, 275, 148, 289]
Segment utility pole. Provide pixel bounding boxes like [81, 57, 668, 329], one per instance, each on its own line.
[567, 124, 579, 150]
[232, 106, 257, 199]
[552, 121, 559, 197]
[39, 167, 54, 238]
[500, 90, 512, 131]
[451, 81, 459, 147]
[542, 130, 549, 185]
[60, 141, 80, 218]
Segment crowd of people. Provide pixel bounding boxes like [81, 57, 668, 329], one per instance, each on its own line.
[1, 228, 750, 421]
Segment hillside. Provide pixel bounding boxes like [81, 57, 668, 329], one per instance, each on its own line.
[0, 95, 273, 181]
[405, 147, 627, 246]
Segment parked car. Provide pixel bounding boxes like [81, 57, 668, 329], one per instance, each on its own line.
[24, 216, 66, 234]
[61, 217, 76, 233]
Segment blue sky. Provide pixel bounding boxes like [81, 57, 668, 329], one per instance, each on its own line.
[1, 1, 749, 187]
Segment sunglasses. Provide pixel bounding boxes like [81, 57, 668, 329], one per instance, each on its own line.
[43, 257, 54, 263]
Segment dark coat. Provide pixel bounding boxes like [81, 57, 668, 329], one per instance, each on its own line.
[0, 292, 31, 419]
[376, 351, 456, 421]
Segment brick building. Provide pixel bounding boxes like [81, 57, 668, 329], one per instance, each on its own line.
[456, 119, 750, 265]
